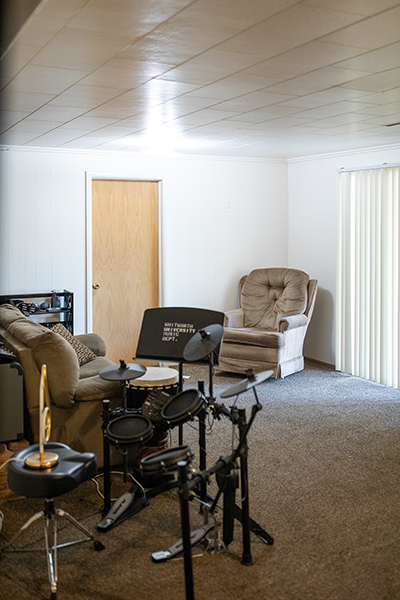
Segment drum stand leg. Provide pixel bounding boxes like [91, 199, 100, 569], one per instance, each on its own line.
[238, 408, 253, 565]
[197, 382, 207, 510]
[178, 461, 195, 600]
[178, 364, 184, 446]
[102, 400, 112, 516]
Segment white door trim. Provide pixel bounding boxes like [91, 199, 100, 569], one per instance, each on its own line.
[85, 172, 163, 333]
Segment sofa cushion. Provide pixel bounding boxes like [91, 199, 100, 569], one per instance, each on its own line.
[79, 355, 115, 379]
[75, 373, 122, 402]
[241, 268, 309, 331]
[51, 323, 97, 366]
[75, 333, 107, 357]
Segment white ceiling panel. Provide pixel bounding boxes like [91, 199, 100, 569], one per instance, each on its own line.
[179, 0, 300, 29]
[216, 4, 363, 58]
[49, 84, 125, 109]
[337, 41, 400, 73]
[1, 0, 399, 158]
[158, 50, 262, 86]
[81, 58, 173, 90]
[66, 0, 195, 37]
[322, 4, 400, 49]
[359, 87, 400, 105]
[305, 0, 400, 17]
[0, 131, 41, 144]
[30, 104, 91, 121]
[341, 67, 400, 92]
[242, 41, 367, 80]
[5, 65, 89, 95]
[31, 27, 134, 70]
[190, 74, 281, 100]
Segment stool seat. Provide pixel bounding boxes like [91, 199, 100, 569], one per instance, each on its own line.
[8, 442, 97, 498]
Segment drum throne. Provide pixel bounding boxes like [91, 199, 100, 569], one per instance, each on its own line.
[1, 443, 104, 600]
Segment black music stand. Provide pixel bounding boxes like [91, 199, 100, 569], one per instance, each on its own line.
[135, 306, 225, 392]
[136, 306, 224, 447]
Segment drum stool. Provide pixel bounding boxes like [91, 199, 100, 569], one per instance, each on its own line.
[1, 443, 104, 600]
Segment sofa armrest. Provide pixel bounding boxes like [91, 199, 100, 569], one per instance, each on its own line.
[278, 314, 308, 333]
[75, 333, 107, 357]
[224, 309, 244, 328]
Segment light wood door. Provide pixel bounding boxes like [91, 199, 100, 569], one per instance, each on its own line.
[92, 179, 159, 363]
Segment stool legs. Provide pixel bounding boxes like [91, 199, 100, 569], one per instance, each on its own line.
[45, 501, 58, 597]
[1, 509, 44, 551]
[1, 499, 105, 600]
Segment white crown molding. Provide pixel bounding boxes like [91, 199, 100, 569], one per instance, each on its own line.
[0, 144, 287, 165]
[2, 141, 398, 164]
[287, 142, 400, 163]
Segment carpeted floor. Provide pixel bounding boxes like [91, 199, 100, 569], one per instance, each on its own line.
[1, 360, 400, 600]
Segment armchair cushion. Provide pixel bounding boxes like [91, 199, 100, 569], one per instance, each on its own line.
[223, 327, 284, 349]
[241, 268, 309, 330]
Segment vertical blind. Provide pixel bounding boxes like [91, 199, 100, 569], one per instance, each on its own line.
[336, 165, 400, 389]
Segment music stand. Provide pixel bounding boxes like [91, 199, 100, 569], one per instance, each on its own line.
[136, 306, 224, 441]
[135, 306, 225, 393]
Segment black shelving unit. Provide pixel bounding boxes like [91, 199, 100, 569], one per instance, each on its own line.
[0, 290, 74, 334]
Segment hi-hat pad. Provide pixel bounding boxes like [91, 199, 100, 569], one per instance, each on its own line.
[100, 360, 147, 382]
[220, 369, 274, 398]
[183, 324, 224, 362]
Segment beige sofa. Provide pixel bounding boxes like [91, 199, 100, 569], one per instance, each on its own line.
[0, 304, 122, 464]
[218, 268, 318, 378]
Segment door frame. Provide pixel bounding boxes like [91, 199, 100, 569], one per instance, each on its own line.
[85, 172, 163, 333]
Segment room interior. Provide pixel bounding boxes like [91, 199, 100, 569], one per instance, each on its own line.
[0, 2, 400, 599]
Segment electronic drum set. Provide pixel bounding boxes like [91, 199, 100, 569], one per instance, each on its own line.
[97, 325, 274, 600]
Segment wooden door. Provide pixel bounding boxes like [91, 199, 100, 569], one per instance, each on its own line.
[92, 179, 159, 363]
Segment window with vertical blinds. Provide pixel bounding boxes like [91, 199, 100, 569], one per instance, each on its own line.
[336, 165, 400, 389]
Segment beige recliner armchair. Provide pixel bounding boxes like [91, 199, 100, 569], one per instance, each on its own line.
[217, 268, 318, 377]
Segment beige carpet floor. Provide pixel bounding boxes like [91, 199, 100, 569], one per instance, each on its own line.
[1, 360, 399, 600]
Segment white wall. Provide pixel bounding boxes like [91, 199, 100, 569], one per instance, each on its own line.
[0, 147, 288, 334]
[288, 144, 400, 365]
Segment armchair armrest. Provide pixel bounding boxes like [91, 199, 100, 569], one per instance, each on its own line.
[278, 314, 308, 333]
[75, 333, 107, 357]
[224, 309, 244, 328]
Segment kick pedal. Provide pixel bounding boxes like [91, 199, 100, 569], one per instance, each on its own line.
[97, 485, 149, 532]
[152, 522, 215, 562]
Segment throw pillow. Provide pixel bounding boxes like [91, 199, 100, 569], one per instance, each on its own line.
[51, 323, 97, 366]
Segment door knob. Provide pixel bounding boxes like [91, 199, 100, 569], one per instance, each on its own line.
[92, 282, 100, 289]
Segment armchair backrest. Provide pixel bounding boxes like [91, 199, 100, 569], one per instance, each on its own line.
[239, 268, 310, 331]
